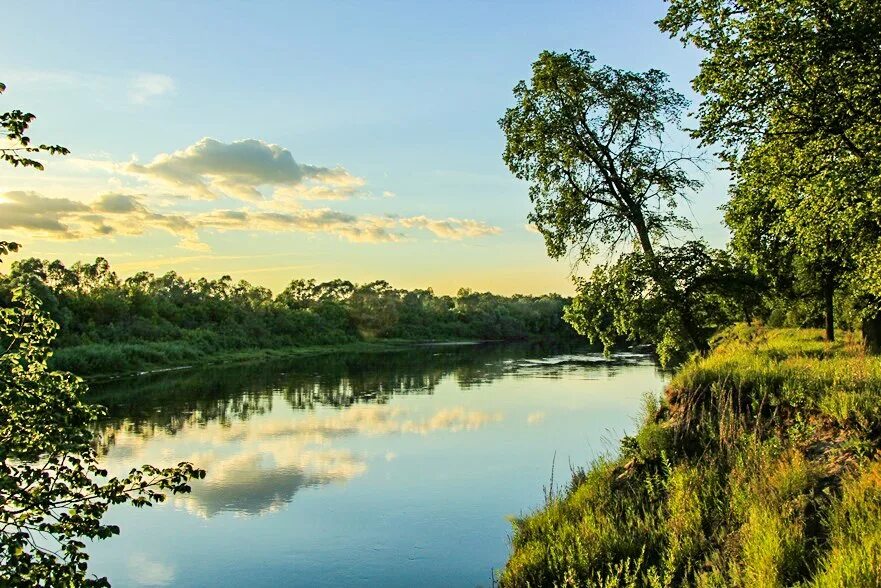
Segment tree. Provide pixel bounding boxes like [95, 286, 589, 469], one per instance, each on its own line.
[724, 139, 866, 340]
[277, 279, 319, 310]
[659, 0, 881, 344]
[499, 50, 717, 360]
[1, 83, 204, 586]
[658, 0, 881, 165]
[565, 241, 759, 366]
[0, 286, 204, 586]
[348, 281, 400, 338]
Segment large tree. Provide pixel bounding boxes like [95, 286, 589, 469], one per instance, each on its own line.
[660, 0, 881, 343]
[500, 50, 724, 360]
[725, 138, 866, 340]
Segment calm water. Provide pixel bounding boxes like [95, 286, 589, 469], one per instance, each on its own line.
[87, 343, 665, 587]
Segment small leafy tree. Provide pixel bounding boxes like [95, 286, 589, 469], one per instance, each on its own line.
[0, 274, 205, 586]
[566, 241, 759, 366]
[1, 83, 204, 586]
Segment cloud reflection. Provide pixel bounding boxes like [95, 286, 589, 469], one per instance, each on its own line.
[127, 553, 175, 586]
[101, 404, 502, 518]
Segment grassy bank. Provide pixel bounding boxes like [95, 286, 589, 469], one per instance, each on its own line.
[501, 326, 881, 587]
[54, 338, 478, 381]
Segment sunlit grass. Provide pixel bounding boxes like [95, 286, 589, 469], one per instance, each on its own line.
[500, 326, 881, 587]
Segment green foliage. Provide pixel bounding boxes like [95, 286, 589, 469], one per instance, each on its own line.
[499, 49, 698, 261]
[658, 0, 881, 165]
[660, 1, 881, 341]
[0, 242, 19, 261]
[813, 461, 881, 586]
[502, 458, 666, 587]
[635, 422, 674, 462]
[0, 257, 582, 376]
[722, 113, 874, 341]
[0, 82, 70, 169]
[500, 327, 881, 587]
[565, 241, 760, 366]
[0, 286, 204, 586]
[498, 50, 748, 359]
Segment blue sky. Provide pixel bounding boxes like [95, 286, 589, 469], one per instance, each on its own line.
[0, 0, 727, 294]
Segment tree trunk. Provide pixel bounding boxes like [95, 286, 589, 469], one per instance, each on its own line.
[632, 216, 656, 261]
[632, 213, 707, 353]
[863, 309, 881, 353]
[824, 278, 835, 342]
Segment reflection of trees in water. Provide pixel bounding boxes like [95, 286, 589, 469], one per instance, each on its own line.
[89, 342, 655, 517]
[90, 341, 627, 444]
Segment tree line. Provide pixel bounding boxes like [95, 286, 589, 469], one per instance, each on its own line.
[0, 256, 582, 375]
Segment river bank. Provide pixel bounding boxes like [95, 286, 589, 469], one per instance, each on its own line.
[500, 326, 881, 586]
[58, 338, 504, 382]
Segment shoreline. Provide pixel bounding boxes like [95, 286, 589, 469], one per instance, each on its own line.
[500, 326, 881, 585]
[77, 338, 511, 384]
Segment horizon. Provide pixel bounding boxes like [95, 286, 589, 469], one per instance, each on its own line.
[0, 0, 728, 296]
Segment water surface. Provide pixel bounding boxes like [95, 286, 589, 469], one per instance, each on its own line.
[88, 343, 665, 587]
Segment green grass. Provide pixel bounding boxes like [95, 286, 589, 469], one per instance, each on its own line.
[500, 326, 881, 587]
[52, 338, 466, 381]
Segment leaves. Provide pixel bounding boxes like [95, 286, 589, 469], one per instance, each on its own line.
[0, 82, 70, 170]
[565, 241, 760, 366]
[0, 253, 205, 586]
[0, 242, 20, 263]
[500, 50, 714, 356]
[663, 1, 881, 332]
[659, 0, 881, 165]
[499, 50, 702, 263]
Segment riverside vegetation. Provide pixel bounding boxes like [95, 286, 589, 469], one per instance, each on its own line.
[501, 326, 881, 586]
[0, 257, 581, 378]
[4, 0, 881, 584]
[497, 0, 881, 585]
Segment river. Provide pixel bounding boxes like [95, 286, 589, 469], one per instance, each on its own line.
[86, 343, 665, 587]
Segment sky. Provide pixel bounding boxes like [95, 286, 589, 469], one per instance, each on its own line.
[0, 0, 729, 296]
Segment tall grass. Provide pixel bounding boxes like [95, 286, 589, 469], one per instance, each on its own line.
[500, 326, 881, 587]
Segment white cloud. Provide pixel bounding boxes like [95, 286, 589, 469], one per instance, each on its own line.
[129, 73, 175, 104]
[0, 191, 90, 236]
[195, 208, 403, 243]
[0, 136, 503, 248]
[0, 190, 501, 248]
[0, 191, 197, 246]
[398, 215, 502, 239]
[127, 138, 363, 201]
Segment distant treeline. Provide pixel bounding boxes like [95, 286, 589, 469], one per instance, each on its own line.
[0, 257, 582, 375]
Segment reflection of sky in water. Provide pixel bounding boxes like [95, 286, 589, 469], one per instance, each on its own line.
[88, 345, 665, 587]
